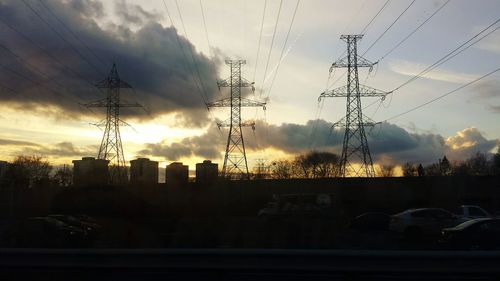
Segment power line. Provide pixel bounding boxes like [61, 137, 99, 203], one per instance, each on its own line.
[313, 1, 392, 150]
[360, 0, 391, 35]
[340, 0, 369, 36]
[266, 0, 300, 100]
[0, 44, 60, 87]
[37, 0, 109, 69]
[0, 17, 101, 92]
[361, 18, 499, 113]
[174, 0, 211, 102]
[0, 82, 21, 95]
[0, 43, 98, 115]
[391, 19, 499, 92]
[384, 67, 500, 122]
[198, 0, 218, 79]
[363, 0, 450, 114]
[327, 0, 392, 90]
[161, 0, 207, 105]
[259, 0, 283, 98]
[0, 60, 57, 95]
[253, 0, 268, 82]
[328, 0, 371, 74]
[20, 0, 105, 77]
[376, 0, 450, 63]
[362, 0, 416, 56]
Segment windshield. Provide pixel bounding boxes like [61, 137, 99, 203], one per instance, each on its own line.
[0, 0, 499, 253]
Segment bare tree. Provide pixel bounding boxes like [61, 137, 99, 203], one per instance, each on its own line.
[466, 152, 490, 176]
[271, 160, 294, 179]
[52, 164, 73, 187]
[439, 156, 452, 176]
[9, 155, 52, 188]
[293, 151, 340, 178]
[293, 154, 313, 178]
[424, 163, 442, 176]
[377, 164, 396, 177]
[402, 162, 416, 177]
[493, 146, 500, 175]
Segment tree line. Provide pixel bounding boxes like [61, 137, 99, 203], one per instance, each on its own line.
[0, 155, 72, 189]
[402, 150, 500, 177]
[2, 148, 500, 188]
[264, 148, 500, 179]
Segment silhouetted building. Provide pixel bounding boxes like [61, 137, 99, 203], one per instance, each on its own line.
[0, 161, 9, 187]
[0, 161, 8, 178]
[130, 158, 158, 185]
[166, 162, 188, 187]
[72, 157, 109, 186]
[196, 160, 218, 184]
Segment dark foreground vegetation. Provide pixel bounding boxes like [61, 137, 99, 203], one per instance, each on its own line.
[0, 174, 499, 250]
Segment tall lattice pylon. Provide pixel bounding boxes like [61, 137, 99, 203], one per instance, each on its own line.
[319, 35, 390, 177]
[207, 60, 266, 179]
[84, 63, 142, 184]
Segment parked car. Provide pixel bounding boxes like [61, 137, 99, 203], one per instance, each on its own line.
[389, 208, 467, 240]
[440, 218, 500, 250]
[15, 217, 88, 247]
[453, 205, 491, 219]
[349, 212, 390, 231]
[48, 214, 101, 233]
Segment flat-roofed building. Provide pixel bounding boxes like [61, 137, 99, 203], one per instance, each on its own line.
[195, 160, 218, 184]
[72, 157, 109, 186]
[130, 158, 158, 185]
[166, 162, 188, 187]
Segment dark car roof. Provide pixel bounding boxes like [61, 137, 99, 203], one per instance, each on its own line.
[393, 208, 452, 216]
[355, 212, 389, 218]
[446, 218, 497, 230]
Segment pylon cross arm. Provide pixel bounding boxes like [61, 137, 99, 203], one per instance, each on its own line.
[240, 98, 266, 108]
[217, 78, 231, 88]
[217, 77, 254, 87]
[96, 79, 132, 89]
[331, 115, 382, 130]
[330, 55, 374, 69]
[217, 120, 256, 128]
[82, 98, 107, 108]
[207, 97, 265, 108]
[207, 97, 231, 108]
[319, 85, 389, 100]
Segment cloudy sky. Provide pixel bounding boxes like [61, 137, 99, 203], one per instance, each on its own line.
[0, 0, 499, 175]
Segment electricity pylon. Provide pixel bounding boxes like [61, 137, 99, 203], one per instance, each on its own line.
[207, 60, 266, 179]
[319, 35, 390, 177]
[84, 63, 142, 184]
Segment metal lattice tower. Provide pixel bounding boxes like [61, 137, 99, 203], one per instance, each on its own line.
[319, 35, 389, 177]
[84, 63, 142, 184]
[207, 60, 266, 179]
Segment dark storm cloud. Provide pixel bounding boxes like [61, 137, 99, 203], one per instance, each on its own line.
[114, 0, 162, 25]
[139, 120, 499, 165]
[0, 0, 218, 126]
[16, 141, 98, 158]
[0, 138, 41, 147]
[139, 123, 224, 161]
